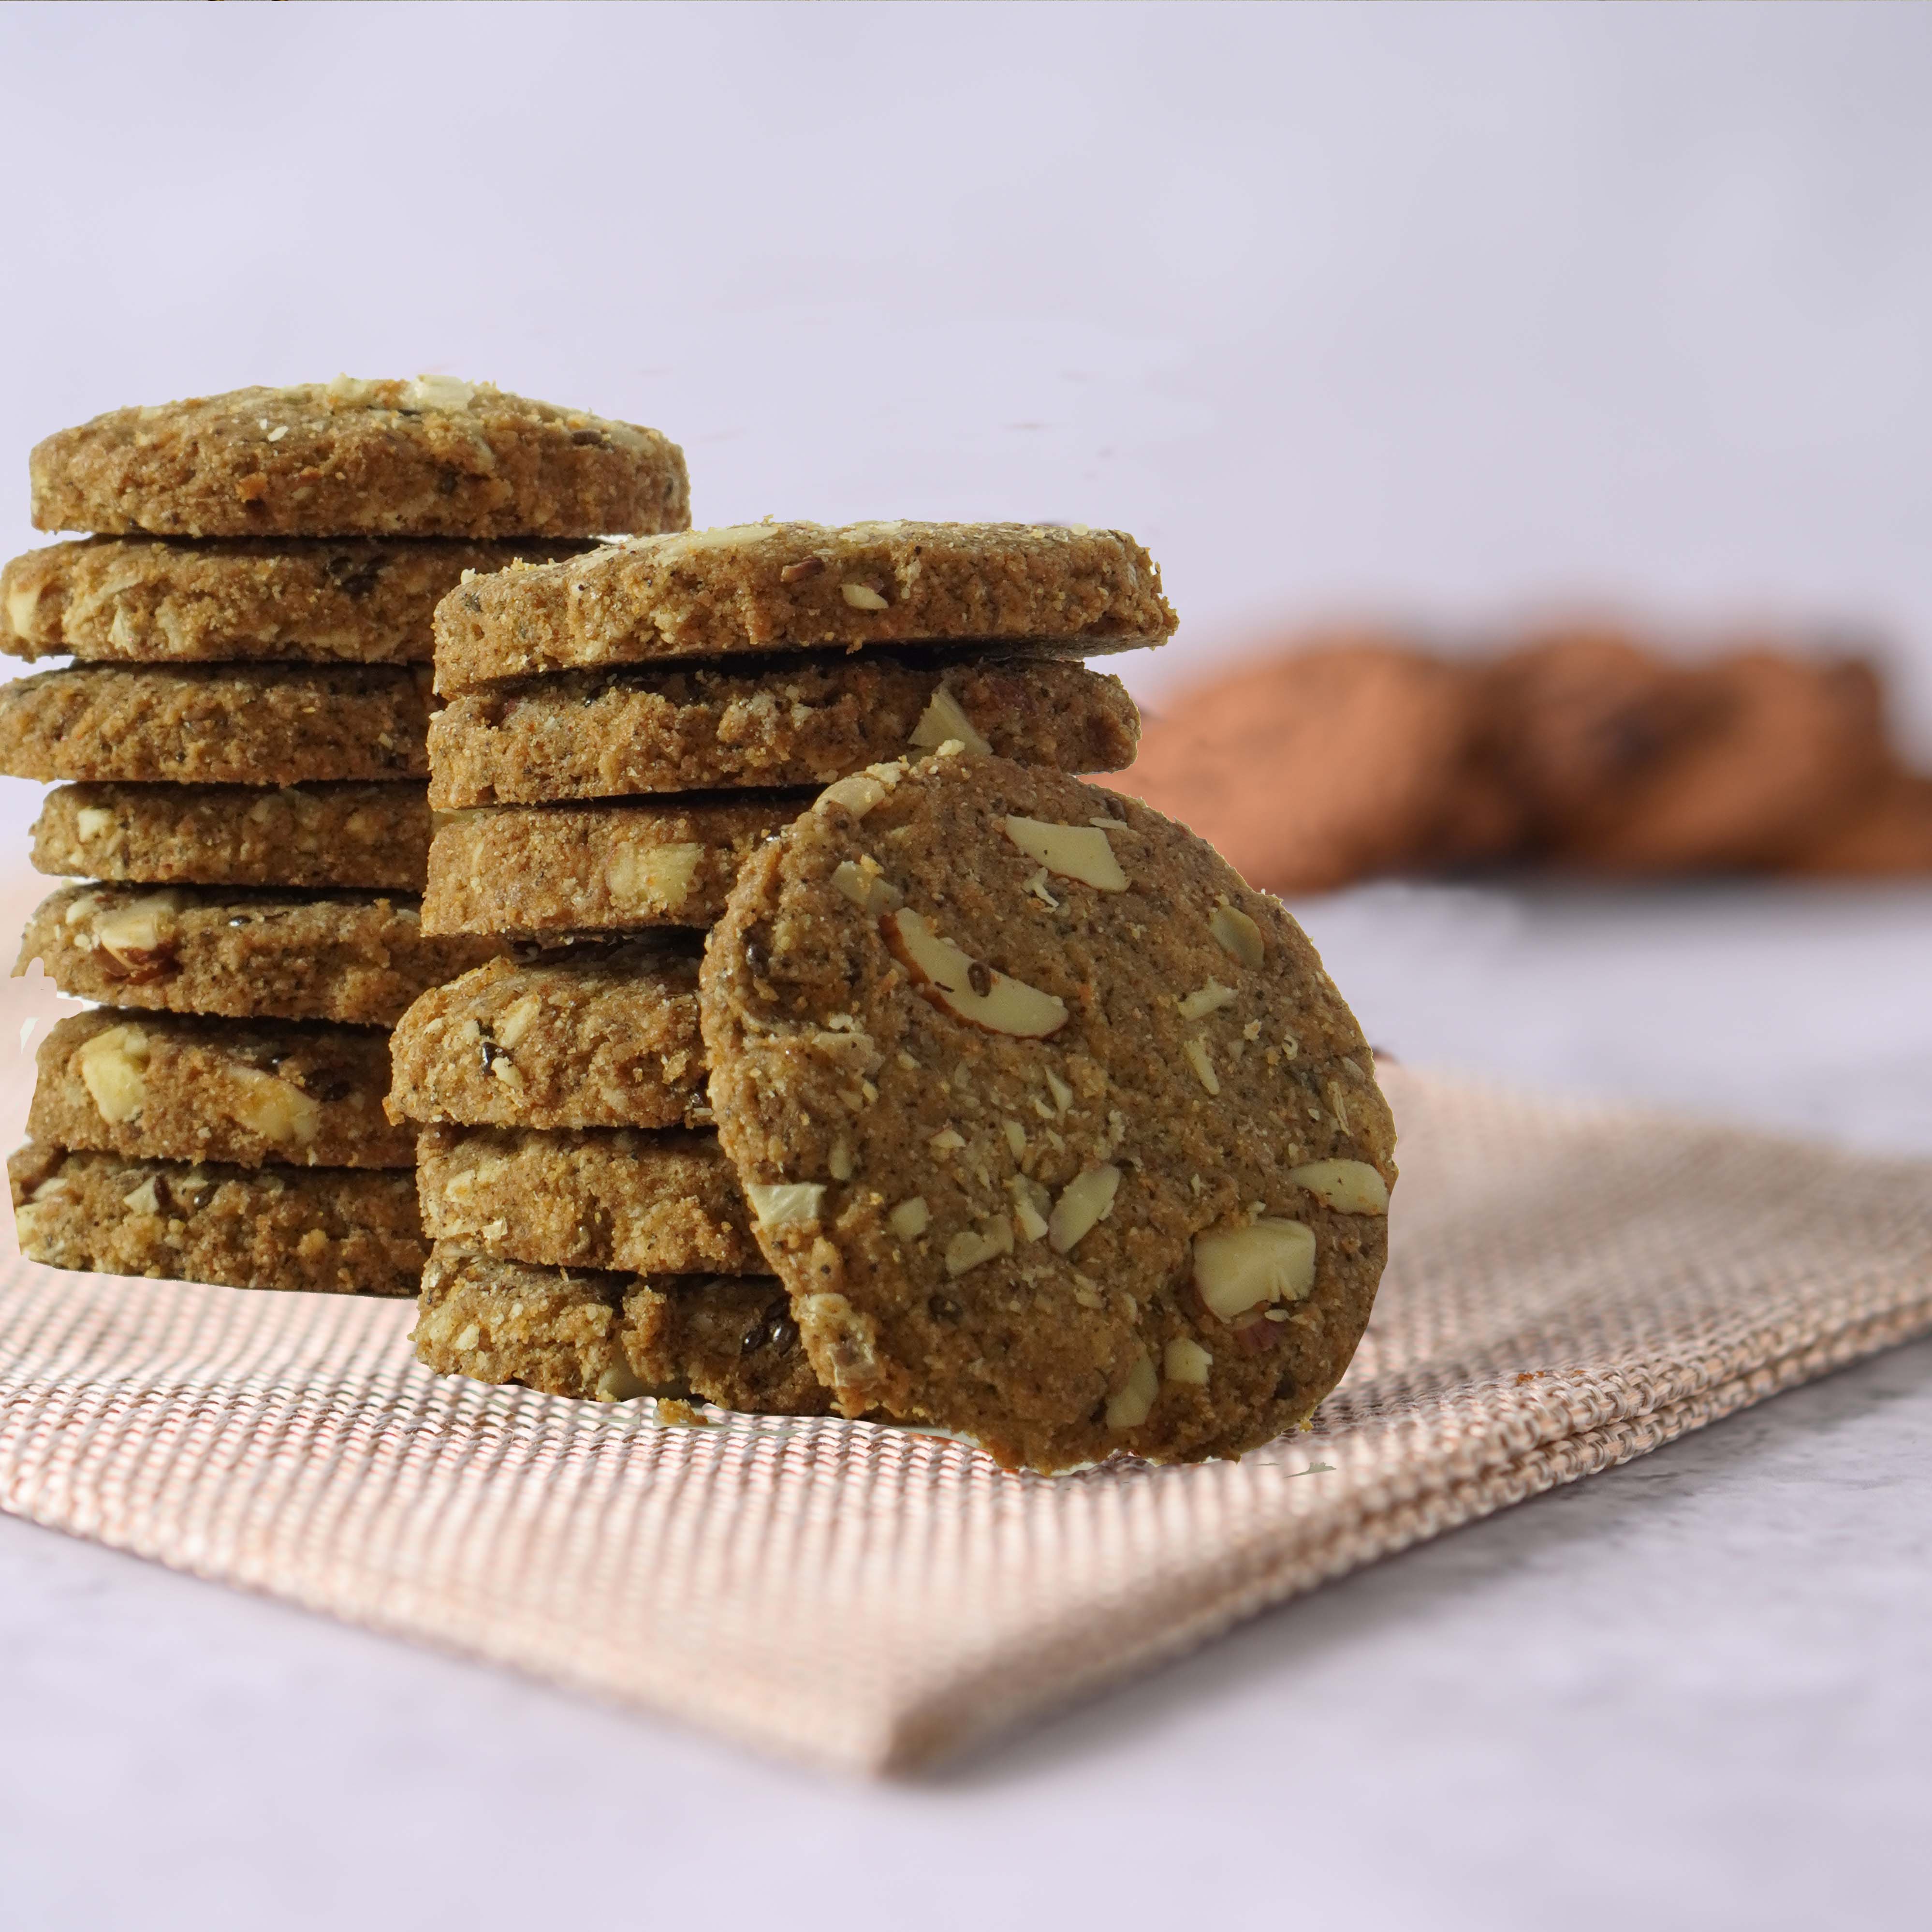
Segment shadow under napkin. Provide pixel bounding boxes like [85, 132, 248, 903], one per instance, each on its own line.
[2, 1066, 1929, 1773]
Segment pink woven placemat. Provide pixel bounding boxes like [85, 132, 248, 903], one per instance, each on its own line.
[4, 1064, 1929, 1772]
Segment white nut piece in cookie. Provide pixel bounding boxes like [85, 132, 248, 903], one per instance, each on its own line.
[946, 1215, 1014, 1277]
[1001, 816, 1127, 891]
[840, 582, 890, 611]
[831, 860, 902, 915]
[888, 1196, 930, 1240]
[1006, 1175, 1051, 1242]
[121, 1175, 162, 1216]
[1046, 1163, 1121, 1254]
[1177, 979, 1237, 1021]
[1287, 1158, 1390, 1215]
[748, 1182, 826, 1229]
[87, 890, 184, 977]
[1191, 1218, 1317, 1321]
[76, 1024, 150, 1124]
[819, 761, 905, 819]
[1182, 1036, 1220, 1095]
[1209, 901, 1265, 970]
[607, 841, 703, 914]
[224, 1068, 323, 1148]
[1106, 1348, 1158, 1429]
[882, 908, 1068, 1038]
[400, 374, 476, 411]
[1163, 1337, 1214, 1385]
[908, 685, 992, 757]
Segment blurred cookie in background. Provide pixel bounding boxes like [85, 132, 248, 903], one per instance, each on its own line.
[1474, 627, 1720, 854]
[1103, 635, 1522, 893]
[1109, 618, 1930, 893]
[1545, 648, 1890, 872]
[1786, 771, 1932, 876]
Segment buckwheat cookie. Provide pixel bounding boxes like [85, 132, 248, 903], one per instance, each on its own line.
[30, 379, 689, 540]
[699, 750, 1396, 1474]
[423, 795, 805, 936]
[415, 1124, 758, 1275]
[1108, 640, 1504, 894]
[17, 885, 503, 1026]
[32, 782, 431, 891]
[388, 942, 708, 1131]
[431, 521, 1176, 691]
[426, 656, 1139, 807]
[8, 1144, 424, 1295]
[27, 1010, 412, 1169]
[412, 1244, 834, 1414]
[1, 536, 591, 666]
[0, 664, 430, 786]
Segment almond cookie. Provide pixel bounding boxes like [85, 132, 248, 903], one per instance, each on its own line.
[28, 1010, 412, 1170]
[423, 795, 805, 936]
[1, 536, 591, 666]
[8, 1144, 424, 1296]
[699, 749, 1396, 1474]
[415, 1124, 758, 1275]
[18, 885, 503, 1026]
[431, 521, 1176, 690]
[388, 942, 708, 1132]
[0, 664, 430, 786]
[30, 379, 689, 540]
[427, 656, 1139, 808]
[412, 1244, 833, 1415]
[1107, 641, 1509, 894]
[32, 782, 431, 891]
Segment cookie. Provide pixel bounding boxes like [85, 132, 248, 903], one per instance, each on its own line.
[412, 1244, 833, 1415]
[31, 782, 431, 891]
[1475, 629, 1713, 849]
[30, 379, 689, 540]
[0, 664, 430, 786]
[1108, 642, 1505, 894]
[1, 536, 591, 666]
[8, 1143, 424, 1296]
[27, 1010, 411, 1170]
[416, 1124, 759, 1275]
[18, 884, 503, 1026]
[422, 795, 805, 936]
[1557, 650, 1888, 871]
[698, 749, 1396, 1474]
[430, 521, 1176, 691]
[1784, 770, 1932, 876]
[426, 656, 1139, 808]
[388, 942, 709, 1132]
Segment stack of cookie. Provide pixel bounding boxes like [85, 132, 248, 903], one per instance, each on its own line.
[389, 520, 1174, 1409]
[3, 378, 688, 1296]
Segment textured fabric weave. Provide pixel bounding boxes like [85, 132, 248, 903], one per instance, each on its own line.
[3, 1066, 1929, 1772]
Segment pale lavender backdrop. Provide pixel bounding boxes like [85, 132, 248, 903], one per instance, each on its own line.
[3, 0, 1929, 842]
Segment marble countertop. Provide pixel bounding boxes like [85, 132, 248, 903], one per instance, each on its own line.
[4, 879, 1928, 1931]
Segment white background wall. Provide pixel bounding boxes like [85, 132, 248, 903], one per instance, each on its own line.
[3, 0, 1930, 852]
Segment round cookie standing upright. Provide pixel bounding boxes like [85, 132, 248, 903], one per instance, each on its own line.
[699, 749, 1397, 1472]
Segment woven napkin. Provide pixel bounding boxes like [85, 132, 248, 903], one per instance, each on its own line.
[3, 1062, 1929, 1772]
